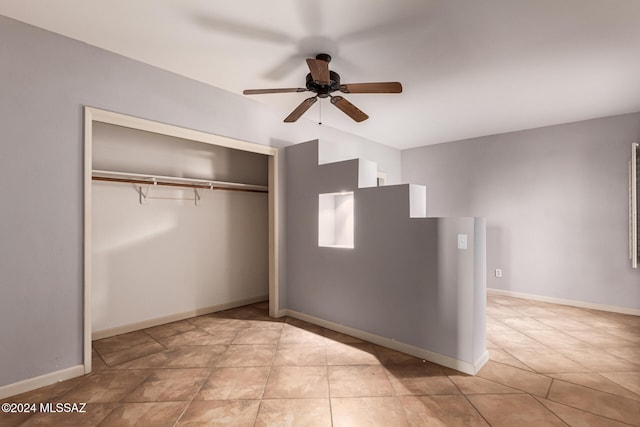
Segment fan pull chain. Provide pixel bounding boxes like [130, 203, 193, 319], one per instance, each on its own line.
[318, 99, 322, 125]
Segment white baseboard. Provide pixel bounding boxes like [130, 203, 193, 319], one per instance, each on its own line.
[92, 295, 269, 340]
[0, 365, 84, 400]
[488, 288, 640, 316]
[283, 309, 487, 375]
[473, 350, 490, 374]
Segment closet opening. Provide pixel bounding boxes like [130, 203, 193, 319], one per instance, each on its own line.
[83, 107, 279, 373]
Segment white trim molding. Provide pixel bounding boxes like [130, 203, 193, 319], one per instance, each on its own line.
[283, 309, 488, 375]
[0, 365, 85, 400]
[488, 288, 640, 316]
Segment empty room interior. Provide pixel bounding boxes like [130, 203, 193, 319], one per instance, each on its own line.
[1, 1, 639, 426]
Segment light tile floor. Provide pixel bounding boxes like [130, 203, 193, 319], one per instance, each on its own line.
[1, 295, 639, 426]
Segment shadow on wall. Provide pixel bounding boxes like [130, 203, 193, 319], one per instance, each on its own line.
[285, 140, 487, 374]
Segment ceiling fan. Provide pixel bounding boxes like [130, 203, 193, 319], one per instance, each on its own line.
[243, 53, 402, 123]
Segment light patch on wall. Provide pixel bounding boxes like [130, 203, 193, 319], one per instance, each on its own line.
[318, 192, 354, 248]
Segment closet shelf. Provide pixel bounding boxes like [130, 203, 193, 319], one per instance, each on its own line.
[92, 170, 268, 193]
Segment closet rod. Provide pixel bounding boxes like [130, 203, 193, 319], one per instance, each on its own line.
[92, 176, 268, 193]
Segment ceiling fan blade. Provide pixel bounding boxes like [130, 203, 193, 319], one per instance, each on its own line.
[284, 96, 318, 122]
[306, 58, 329, 85]
[339, 82, 403, 94]
[330, 96, 369, 122]
[243, 88, 307, 95]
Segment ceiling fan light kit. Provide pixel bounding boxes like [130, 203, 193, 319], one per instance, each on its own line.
[243, 53, 402, 123]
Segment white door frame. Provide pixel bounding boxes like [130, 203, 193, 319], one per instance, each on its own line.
[83, 106, 279, 373]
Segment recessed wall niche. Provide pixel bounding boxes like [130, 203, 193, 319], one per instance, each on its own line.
[318, 192, 354, 248]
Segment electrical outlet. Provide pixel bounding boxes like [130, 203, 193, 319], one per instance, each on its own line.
[457, 234, 468, 249]
[495, 269, 502, 278]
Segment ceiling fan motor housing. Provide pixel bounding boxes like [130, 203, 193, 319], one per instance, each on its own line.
[306, 71, 341, 98]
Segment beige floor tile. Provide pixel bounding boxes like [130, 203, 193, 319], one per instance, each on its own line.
[554, 347, 639, 371]
[500, 316, 554, 330]
[533, 316, 592, 331]
[273, 345, 327, 366]
[487, 348, 534, 371]
[485, 339, 500, 349]
[399, 395, 489, 426]
[122, 368, 211, 402]
[216, 344, 276, 367]
[189, 329, 238, 345]
[176, 400, 260, 426]
[113, 351, 171, 369]
[520, 328, 592, 348]
[599, 326, 640, 345]
[513, 301, 556, 318]
[549, 372, 640, 401]
[328, 365, 395, 397]
[263, 366, 329, 398]
[600, 372, 640, 398]
[97, 402, 186, 427]
[486, 316, 512, 331]
[448, 374, 522, 394]
[232, 328, 282, 345]
[536, 397, 633, 427]
[143, 320, 198, 340]
[242, 318, 286, 329]
[189, 316, 249, 332]
[486, 305, 521, 319]
[255, 398, 332, 427]
[467, 394, 566, 427]
[279, 326, 326, 346]
[93, 331, 156, 356]
[154, 329, 226, 348]
[0, 411, 34, 426]
[505, 348, 589, 373]
[487, 329, 548, 349]
[326, 342, 381, 365]
[602, 345, 640, 365]
[61, 370, 151, 403]
[603, 313, 640, 329]
[196, 367, 270, 400]
[100, 341, 167, 367]
[539, 304, 592, 317]
[563, 328, 639, 348]
[164, 345, 228, 368]
[515, 305, 558, 317]
[385, 365, 460, 396]
[331, 397, 409, 427]
[5, 297, 638, 427]
[547, 379, 640, 425]
[574, 315, 635, 330]
[476, 361, 552, 397]
[18, 403, 116, 426]
[91, 349, 108, 372]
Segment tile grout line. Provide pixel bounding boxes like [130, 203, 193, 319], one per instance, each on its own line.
[532, 394, 637, 427]
[170, 363, 217, 427]
[325, 342, 334, 427]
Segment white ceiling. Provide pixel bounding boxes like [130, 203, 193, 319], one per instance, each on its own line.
[2, 0, 640, 149]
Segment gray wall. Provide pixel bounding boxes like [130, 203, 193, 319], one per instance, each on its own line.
[402, 113, 640, 309]
[0, 16, 399, 388]
[286, 140, 486, 366]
